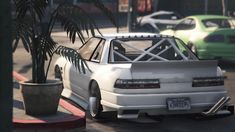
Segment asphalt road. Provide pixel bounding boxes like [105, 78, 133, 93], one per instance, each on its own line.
[13, 32, 235, 132]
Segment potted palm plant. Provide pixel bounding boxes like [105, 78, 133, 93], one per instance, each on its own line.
[13, 0, 115, 115]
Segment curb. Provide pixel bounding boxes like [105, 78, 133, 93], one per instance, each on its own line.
[13, 71, 86, 131]
[13, 71, 28, 82]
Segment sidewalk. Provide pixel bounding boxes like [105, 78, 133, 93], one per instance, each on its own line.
[13, 71, 86, 132]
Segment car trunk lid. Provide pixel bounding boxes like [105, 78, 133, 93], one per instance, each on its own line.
[131, 60, 218, 82]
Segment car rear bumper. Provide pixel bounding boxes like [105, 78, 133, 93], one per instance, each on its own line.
[100, 90, 231, 118]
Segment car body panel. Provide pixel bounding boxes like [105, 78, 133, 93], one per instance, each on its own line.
[161, 15, 235, 59]
[54, 33, 231, 119]
[138, 11, 182, 32]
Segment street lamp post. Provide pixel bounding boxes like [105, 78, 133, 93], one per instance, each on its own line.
[153, 0, 159, 12]
[127, 0, 132, 32]
[116, 0, 119, 33]
[204, 0, 208, 14]
[222, 0, 228, 16]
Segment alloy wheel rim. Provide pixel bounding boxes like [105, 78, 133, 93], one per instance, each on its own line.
[89, 97, 98, 117]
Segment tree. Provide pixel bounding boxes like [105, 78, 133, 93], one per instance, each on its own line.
[13, 0, 116, 83]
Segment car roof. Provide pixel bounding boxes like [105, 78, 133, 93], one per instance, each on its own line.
[188, 15, 231, 20]
[150, 10, 175, 15]
[96, 33, 165, 40]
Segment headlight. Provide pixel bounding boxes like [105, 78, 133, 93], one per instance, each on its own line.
[192, 77, 225, 87]
[204, 34, 224, 43]
[114, 79, 160, 89]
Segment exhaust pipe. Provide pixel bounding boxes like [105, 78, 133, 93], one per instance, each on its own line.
[202, 96, 231, 116]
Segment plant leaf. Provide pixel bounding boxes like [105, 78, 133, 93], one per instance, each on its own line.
[54, 45, 91, 74]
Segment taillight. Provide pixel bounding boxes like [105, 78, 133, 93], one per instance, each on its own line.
[204, 34, 224, 43]
[114, 79, 160, 89]
[192, 77, 224, 87]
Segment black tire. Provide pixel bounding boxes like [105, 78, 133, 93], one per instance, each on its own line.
[88, 81, 102, 119]
[54, 65, 62, 81]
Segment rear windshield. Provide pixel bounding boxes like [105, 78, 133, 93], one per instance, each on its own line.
[109, 37, 197, 63]
[202, 18, 235, 29]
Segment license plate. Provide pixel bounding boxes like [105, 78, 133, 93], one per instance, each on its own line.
[167, 98, 191, 111]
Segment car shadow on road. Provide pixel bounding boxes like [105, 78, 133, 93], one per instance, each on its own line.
[84, 114, 235, 132]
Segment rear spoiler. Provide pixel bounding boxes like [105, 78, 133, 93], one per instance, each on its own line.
[131, 60, 218, 79]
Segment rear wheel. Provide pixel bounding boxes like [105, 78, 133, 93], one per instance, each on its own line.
[88, 81, 102, 119]
[54, 65, 62, 81]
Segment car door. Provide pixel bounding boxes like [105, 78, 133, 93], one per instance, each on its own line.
[64, 37, 105, 103]
[173, 18, 196, 43]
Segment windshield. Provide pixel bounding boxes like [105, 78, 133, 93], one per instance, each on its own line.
[109, 37, 197, 63]
[202, 18, 235, 29]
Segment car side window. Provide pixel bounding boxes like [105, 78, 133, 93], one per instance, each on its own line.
[90, 40, 105, 63]
[171, 14, 179, 20]
[79, 37, 101, 60]
[174, 18, 196, 30]
[151, 15, 158, 19]
[152, 14, 171, 19]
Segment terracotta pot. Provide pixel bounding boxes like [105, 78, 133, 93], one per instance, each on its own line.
[20, 80, 63, 115]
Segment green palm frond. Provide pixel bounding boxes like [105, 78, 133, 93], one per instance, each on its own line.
[54, 45, 91, 74]
[49, 4, 101, 44]
[90, 0, 117, 26]
[12, 19, 32, 52]
[13, 0, 115, 83]
[36, 35, 57, 61]
[14, 0, 48, 20]
[75, 0, 116, 26]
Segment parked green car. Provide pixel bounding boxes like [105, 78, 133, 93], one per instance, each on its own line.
[161, 15, 235, 59]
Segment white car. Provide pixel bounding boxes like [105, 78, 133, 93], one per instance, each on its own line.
[54, 33, 233, 119]
[137, 11, 182, 33]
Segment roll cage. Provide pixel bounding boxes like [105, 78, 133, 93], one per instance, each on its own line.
[108, 37, 197, 63]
